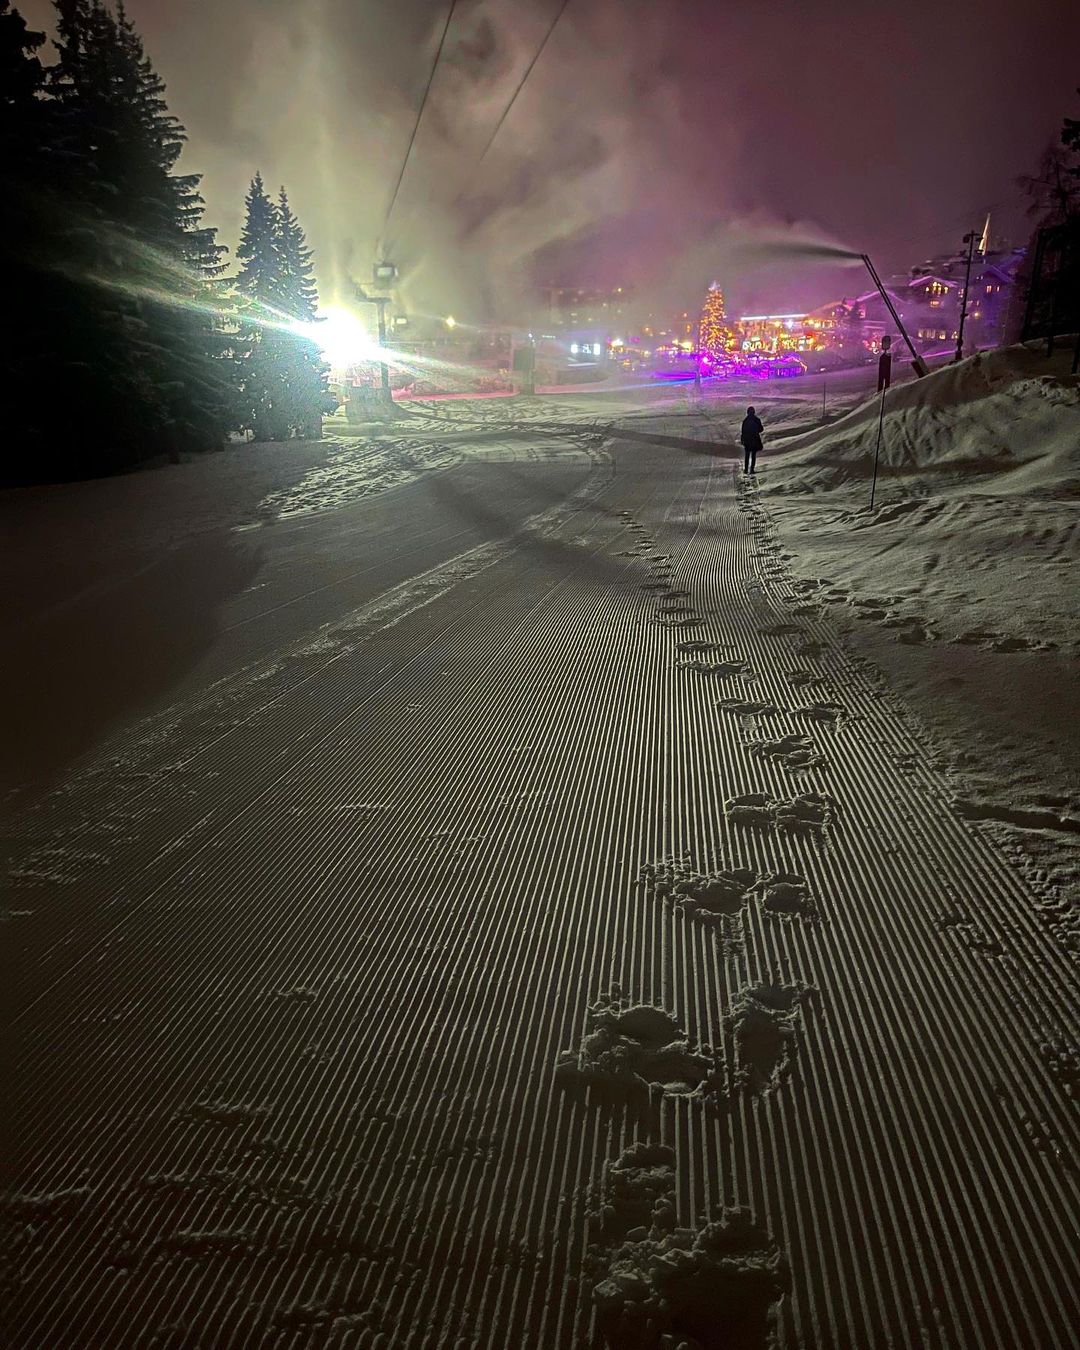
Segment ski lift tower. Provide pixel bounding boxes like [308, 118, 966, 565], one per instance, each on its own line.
[353, 261, 399, 416]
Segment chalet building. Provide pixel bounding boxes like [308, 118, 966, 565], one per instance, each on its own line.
[542, 285, 632, 330]
[808, 242, 1023, 358]
[891, 233, 1024, 351]
[804, 291, 892, 349]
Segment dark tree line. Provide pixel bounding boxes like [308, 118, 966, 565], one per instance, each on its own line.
[1, 0, 332, 485]
[1010, 87, 1080, 343]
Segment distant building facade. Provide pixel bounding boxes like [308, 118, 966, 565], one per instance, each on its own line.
[876, 233, 1025, 352]
[730, 233, 1024, 362]
[542, 285, 632, 330]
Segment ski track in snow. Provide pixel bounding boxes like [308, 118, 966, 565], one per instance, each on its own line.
[3, 413, 1079, 1348]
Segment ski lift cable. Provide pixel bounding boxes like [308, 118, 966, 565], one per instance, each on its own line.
[475, 0, 573, 167]
[377, 0, 462, 255]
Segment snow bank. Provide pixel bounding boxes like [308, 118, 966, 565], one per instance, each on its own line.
[770, 340, 1080, 497]
[741, 339, 1080, 965]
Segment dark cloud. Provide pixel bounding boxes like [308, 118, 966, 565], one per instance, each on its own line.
[19, 0, 1080, 320]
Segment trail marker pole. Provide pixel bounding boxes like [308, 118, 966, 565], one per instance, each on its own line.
[869, 386, 886, 511]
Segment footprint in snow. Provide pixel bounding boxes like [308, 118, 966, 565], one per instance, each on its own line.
[726, 791, 835, 832]
[554, 996, 720, 1103]
[715, 697, 784, 718]
[782, 670, 825, 689]
[748, 733, 825, 769]
[761, 874, 820, 921]
[641, 855, 821, 929]
[724, 979, 815, 1096]
[797, 701, 847, 725]
[677, 640, 726, 655]
[676, 658, 752, 678]
[589, 1144, 789, 1349]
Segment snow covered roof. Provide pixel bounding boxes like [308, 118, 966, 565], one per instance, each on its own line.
[806, 287, 905, 317]
[907, 274, 961, 291]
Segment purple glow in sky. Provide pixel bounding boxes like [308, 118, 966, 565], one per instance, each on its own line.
[17, 0, 1080, 319]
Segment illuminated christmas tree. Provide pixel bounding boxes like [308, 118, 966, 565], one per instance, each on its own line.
[698, 282, 734, 357]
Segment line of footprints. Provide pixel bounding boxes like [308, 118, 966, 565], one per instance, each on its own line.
[547, 506, 859, 1348]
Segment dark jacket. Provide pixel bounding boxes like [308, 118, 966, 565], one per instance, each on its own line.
[740, 414, 764, 450]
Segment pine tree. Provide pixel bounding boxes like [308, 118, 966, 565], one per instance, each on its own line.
[0, 0, 43, 111]
[232, 179, 331, 441]
[3, 0, 157, 481]
[276, 190, 319, 321]
[111, 2, 234, 455]
[1, 0, 52, 480]
[2, 0, 235, 481]
[236, 172, 282, 307]
[698, 283, 734, 359]
[233, 172, 288, 440]
[50, 0, 232, 464]
[275, 189, 333, 438]
[1009, 95, 1080, 343]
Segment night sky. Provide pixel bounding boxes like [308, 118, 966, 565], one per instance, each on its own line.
[19, 0, 1080, 318]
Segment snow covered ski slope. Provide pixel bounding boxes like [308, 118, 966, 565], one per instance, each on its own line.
[4, 423, 1078, 1348]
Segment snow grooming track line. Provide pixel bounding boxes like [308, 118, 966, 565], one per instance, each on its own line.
[729, 474, 1080, 1343]
[5, 435, 1079, 1347]
[6, 475, 623, 1306]
[6, 444, 675, 1346]
[6, 456, 615, 1022]
[726, 497, 960, 1347]
[4, 469, 618, 1258]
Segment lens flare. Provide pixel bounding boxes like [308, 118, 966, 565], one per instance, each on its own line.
[299, 306, 381, 366]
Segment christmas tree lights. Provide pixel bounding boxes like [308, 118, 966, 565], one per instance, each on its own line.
[698, 282, 735, 357]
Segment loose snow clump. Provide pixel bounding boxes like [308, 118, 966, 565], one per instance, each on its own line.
[555, 997, 719, 1101]
[592, 1200, 788, 1349]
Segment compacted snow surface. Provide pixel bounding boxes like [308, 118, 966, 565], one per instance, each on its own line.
[2, 353, 1078, 1348]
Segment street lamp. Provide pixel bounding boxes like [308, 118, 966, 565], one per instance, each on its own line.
[954, 231, 979, 364]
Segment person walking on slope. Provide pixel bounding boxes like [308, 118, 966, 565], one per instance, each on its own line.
[740, 405, 764, 474]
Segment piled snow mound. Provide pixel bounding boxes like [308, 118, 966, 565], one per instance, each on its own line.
[771, 341, 1080, 497]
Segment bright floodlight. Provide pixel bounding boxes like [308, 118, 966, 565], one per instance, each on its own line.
[445, 315, 457, 329]
[304, 307, 380, 367]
